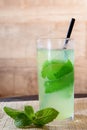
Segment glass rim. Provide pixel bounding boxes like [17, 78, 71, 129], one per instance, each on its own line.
[36, 37, 74, 41]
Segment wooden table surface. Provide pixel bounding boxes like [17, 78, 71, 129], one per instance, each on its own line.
[0, 98, 87, 130]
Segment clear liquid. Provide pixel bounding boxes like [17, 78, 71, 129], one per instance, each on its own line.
[37, 49, 74, 120]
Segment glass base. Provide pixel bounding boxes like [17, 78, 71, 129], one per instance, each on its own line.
[47, 116, 74, 126]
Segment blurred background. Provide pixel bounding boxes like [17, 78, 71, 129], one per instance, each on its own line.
[0, 0, 87, 98]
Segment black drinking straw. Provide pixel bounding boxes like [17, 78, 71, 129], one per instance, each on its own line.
[64, 18, 75, 48]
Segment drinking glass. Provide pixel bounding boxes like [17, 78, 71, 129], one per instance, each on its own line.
[37, 38, 74, 121]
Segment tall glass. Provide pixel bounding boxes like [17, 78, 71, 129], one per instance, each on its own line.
[37, 38, 74, 121]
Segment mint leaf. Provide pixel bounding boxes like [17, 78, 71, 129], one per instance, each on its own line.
[55, 60, 73, 78]
[45, 71, 74, 93]
[4, 107, 24, 120]
[24, 106, 35, 120]
[4, 107, 32, 128]
[14, 113, 32, 128]
[41, 60, 64, 80]
[33, 108, 59, 126]
[41, 59, 74, 93]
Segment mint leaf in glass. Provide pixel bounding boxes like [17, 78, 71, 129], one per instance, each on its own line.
[41, 60, 64, 80]
[33, 107, 59, 126]
[41, 59, 74, 93]
[45, 72, 74, 93]
[54, 60, 73, 79]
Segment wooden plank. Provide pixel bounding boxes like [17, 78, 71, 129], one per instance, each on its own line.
[0, 21, 85, 58]
[0, 67, 38, 97]
[0, 0, 87, 97]
[0, 0, 87, 15]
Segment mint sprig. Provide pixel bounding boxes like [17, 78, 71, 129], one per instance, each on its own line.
[4, 106, 59, 128]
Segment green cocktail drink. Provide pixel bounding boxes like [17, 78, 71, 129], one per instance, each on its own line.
[37, 39, 74, 120]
